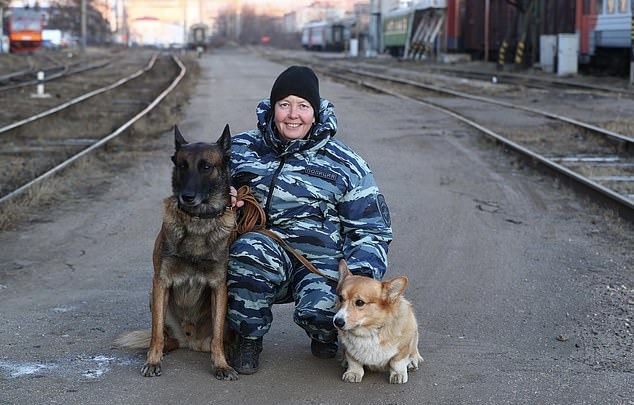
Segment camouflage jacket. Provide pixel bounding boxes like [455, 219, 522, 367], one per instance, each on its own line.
[231, 98, 392, 280]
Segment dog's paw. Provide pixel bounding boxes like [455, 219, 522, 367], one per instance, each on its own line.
[342, 371, 363, 383]
[407, 354, 424, 371]
[215, 366, 239, 381]
[141, 362, 162, 377]
[389, 371, 408, 384]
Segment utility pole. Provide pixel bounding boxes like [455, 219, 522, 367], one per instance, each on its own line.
[235, 0, 241, 43]
[630, 13, 633, 85]
[182, 0, 187, 45]
[81, 0, 87, 53]
[369, 0, 381, 56]
[484, 0, 490, 62]
[0, 1, 7, 53]
[114, 0, 118, 32]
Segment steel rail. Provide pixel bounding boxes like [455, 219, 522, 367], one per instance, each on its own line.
[0, 69, 37, 83]
[326, 71, 634, 220]
[0, 59, 113, 92]
[417, 65, 634, 96]
[345, 68, 634, 145]
[0, 53, 186, 206]
[0, 53, 159, 134]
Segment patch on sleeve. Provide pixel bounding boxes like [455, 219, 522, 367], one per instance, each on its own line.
[304, 167, 338, 183]
[376, 194, 391, 227]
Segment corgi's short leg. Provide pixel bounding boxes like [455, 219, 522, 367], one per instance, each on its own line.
[389, 357, 410, 384]
[342, 355, 364, 383]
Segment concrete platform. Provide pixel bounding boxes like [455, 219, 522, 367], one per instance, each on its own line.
[0, 46, 631, 405]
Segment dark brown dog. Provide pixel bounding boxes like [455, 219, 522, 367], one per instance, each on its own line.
[115, 124, 238, 380]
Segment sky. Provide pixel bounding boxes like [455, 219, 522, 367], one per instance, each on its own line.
[10, 1, 361, 26]
[8, 0, 362, 45]
[124, 0, 353, 23]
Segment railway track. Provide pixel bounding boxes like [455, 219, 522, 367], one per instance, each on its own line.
[393, 62, 634, 97]
[331, 67, 633, 219]
[0, 50, 187, 213]
[260, 49, 634, 219]
[0, 51, 113, 92]
[2, 47, 632, 224]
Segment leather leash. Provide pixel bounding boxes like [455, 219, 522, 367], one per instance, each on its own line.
[230, 185, 337, 284]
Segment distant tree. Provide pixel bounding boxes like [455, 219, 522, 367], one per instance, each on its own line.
[212, 5, 298, 49]
[47, 0, 112, 44]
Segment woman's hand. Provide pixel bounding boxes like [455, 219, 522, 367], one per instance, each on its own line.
[230, 186, 245, 208]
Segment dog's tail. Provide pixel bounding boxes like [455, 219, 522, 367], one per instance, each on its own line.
[113, 330, 151, 349]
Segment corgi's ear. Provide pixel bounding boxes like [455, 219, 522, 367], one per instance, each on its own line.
[337, 259, 352, 286]
[383, 276, 408, 302]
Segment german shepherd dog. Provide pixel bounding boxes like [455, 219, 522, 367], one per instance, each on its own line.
[115, 125, 238, 380]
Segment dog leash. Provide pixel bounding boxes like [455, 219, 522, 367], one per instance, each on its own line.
[231, 185, 337, 284]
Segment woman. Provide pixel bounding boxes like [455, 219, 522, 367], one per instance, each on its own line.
[228, 65, 392, 374]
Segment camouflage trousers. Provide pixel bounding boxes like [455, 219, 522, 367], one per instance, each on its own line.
[226, 231, 338, 344]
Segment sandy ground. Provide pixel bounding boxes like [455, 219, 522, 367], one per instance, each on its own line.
[0, 46, 632, 405]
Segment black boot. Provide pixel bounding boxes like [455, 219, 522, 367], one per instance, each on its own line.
[310, 338, 338, 359]
[229, 336, 263, 375]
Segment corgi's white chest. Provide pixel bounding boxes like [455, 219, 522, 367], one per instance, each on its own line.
[340, 333, 397, 370]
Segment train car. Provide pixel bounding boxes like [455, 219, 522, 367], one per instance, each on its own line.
[577, 0, 633, 74]
[381, 0, 447, 59]
[461, 0, 523, 62]
[188, 23, 209, 51]
[301, 19, 352, 52]
[444, 0, 464, 51]
[460, 0, 577, 67]
[5, 8, 44, 53]
[301, 21, 328, 50]
[458, 0, 633, 74]
[382, 7, 412, 57]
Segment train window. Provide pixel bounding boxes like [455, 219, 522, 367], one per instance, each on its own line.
[12, 17, 41, 31]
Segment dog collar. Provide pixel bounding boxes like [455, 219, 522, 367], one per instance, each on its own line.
[180, 205, 232, 220]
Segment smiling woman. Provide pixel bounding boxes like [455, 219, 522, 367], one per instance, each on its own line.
[269, 66, 320, 141]
[226, 64, 393, 375]
[273, 96, 315, 141]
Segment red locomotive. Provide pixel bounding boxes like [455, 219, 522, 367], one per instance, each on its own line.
[5, 8, 44, 53]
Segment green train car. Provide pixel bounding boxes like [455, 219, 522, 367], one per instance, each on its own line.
[382, 7, 414, 57]
[382, 3, 446, 59]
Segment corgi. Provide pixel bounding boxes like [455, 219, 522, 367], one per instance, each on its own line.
[333, 259, 423, 384]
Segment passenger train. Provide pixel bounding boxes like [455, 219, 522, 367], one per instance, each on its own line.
[382, 0, 446, 58]
[3, 8, 45, 53]
[300, 18, 355, 52]
[188, 23, 209, 51]
[577, 0, 633, 72]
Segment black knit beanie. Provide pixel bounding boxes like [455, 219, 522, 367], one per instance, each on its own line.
[270, 66, 320, 118]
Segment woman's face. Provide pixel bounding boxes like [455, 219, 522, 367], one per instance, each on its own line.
[273, 95, 315, 141]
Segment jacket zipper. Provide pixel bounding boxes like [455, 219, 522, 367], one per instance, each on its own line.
[264, 156, 286, 225]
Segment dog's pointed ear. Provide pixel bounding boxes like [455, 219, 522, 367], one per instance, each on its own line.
[337, 259, 352, 285]
[218, 124, 231, 155]
[174, 125, 187, 150]
[383, 276, 408, 302]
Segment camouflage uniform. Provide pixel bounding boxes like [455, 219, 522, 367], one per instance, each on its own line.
[228, 98, 393, 344]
